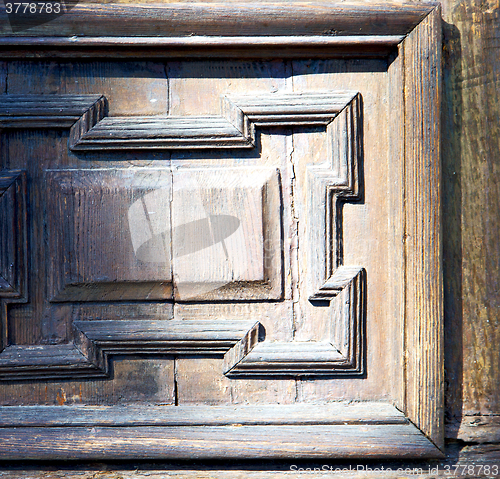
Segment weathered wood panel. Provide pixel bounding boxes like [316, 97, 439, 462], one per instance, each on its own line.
[0, 0, 446, 461]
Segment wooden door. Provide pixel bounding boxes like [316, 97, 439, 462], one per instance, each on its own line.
[0, 2, 443, 459]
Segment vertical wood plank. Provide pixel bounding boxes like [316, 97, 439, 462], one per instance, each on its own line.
[403, 6, 443, 448]
[440, 0, 500, 426]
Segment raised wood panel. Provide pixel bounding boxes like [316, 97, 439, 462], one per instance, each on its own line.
[0, 170, 26, 300]
[172, 167, 282, 301]
[46, 168, 173, 302]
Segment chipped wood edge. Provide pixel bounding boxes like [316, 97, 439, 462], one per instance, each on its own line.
[402, 5, 444, 450]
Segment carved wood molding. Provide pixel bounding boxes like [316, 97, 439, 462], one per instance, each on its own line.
[224, 264, 364, 376]
[0, 2, 438, 59]
[0, 91, 365, 378]
[0, 1, 443, 459]
[70, 91, 359, 150]
[0, 320, 259, 380]
[0, 94, 106, 130]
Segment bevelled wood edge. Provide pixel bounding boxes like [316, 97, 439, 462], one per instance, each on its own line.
[71, 91, 359, 150]
[74, 319, 260, 355]
[0, 423, 442, 460]
[402, 6, 443, 450]
[0, 403, 407, 427]
[0, 344, 104, 379]
[0, 3, 435, 37]
[0, 95, 106, 129]
[224, 268, 364, 376]
[0, 320, 260, 380]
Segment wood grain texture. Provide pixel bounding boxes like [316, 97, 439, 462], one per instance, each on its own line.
[403, 6, 443, 449]
[0, 402, 408, 426]
[0, 424, 439, 460]
[0, 1, 448, 460]
[0, 3, 434, 37]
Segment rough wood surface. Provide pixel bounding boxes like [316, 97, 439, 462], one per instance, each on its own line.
[440, 0, 500, 440]
[0, 424, 439, 460]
